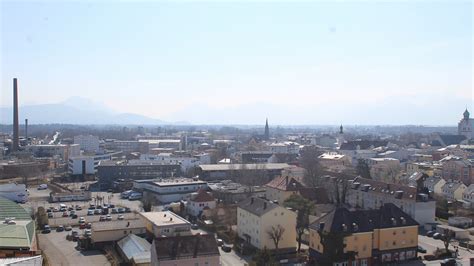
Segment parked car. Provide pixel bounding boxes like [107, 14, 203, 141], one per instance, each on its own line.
[433, 233, 442, 239]
[46, 208, 52, 213]
[117, 208, 125, 213]
[56, 225, 65, 232]
[48, 212, 53, 218]
[52, 207, 59, 212]
[69, 210, 76, 216]
[128, 192, 143, 200]
[426, 231, 435, 237]
[62, 212, 69, 217]
[87, 210, 94, 216]
[65, 225, 72, 231]
[111, 208, 118, 214]
[71, 214, 78, 219]
[79, 217, 86, 224]
[417, 246, 427, 253]
[99, 216, 106, 222]
[191, 224, 199, 230]
[124, 207, 131, 213]
[441, 258, 456, 266]
[108, 204, 115, 209]
[106, 214, 112, 221]
[84, 229, 92, 237]
[79, 223, 86, 229]
[216, 239, 224, 246]
[72, 230, 79, 241]
[68, 206, 74, 211]
[94, 209, 101, 215]
[38, 184, 48, 190]
[118, 214, 125, 220]
[42, 225, 51, 234]
[221, 245, 232, 253]
[86, 223, 92, 229]
[75, 205, 82, 211]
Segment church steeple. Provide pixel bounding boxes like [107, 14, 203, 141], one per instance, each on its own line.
[264, 118, 270, 140]
[339, 124, 344, 134]
[464, 109, 470, 120]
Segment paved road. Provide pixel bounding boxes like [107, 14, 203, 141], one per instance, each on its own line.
[38, 229, 110, 266]
[418, 235, 474, 265]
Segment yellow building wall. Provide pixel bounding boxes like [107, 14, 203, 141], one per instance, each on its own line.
[309, 228, 324, 254]
[261, 208, 297, 250]
[343, 232, 373, 259]
[377, 226, 418, 251]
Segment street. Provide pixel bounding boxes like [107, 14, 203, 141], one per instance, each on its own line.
[418, 235, 474, 265]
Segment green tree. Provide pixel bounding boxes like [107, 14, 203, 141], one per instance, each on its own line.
[283, 194, 315, 253]
[356, 159, 371, 179]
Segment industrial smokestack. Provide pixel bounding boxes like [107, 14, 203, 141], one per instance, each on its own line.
[25, 119, 28, 143]
[12, 78, 19, 152]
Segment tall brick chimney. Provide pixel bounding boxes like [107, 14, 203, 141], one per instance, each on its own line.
[12, 78, 19, 152]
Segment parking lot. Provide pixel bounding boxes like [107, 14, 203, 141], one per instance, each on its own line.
[38, 228, 110, 266]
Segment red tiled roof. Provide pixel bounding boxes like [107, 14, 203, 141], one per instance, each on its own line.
[265, 175, 306, 191]
[192, 190, 215, 203]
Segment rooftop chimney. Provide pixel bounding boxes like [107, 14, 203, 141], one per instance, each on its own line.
[12, 78, 19, 152]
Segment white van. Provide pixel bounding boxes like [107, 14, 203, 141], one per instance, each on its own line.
[38, 184, 48, 190]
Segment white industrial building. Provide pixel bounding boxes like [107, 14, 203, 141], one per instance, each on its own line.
[140, 153, 210, 173]
[26, 144, 80, 161]
[74, 135, 100, 153]
[68, 154, 112, 175]
[133, 178, 208, 203]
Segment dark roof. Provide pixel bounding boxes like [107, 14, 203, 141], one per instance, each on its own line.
[340, 140, 388, 150]
[153, 234, 219, 261]
[439, 135, 467, 146]
[298, 187, 330, 204]
[351, 177, 419, 201]
[309, 203, 418, 234]
[238, 197, 279, 216]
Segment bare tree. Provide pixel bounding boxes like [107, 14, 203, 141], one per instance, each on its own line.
[299, 146, 323, 187]
[332, 178, 350, 206]
[267, 225, 285, 254]
[442, 229, 455, 254]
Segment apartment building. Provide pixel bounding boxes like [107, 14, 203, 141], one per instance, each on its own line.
[367, 158, 401, 181]
[442, 157, 474, 185]
[423, 176, 446, 195]
[268, 141, 300, 154]
[309, 203, 418, 265]
[462, 184, 474, 208]
[237, 197, 297, 252]
[347, 177, 435, 225]
[68, 153, 112, 175]
[318, 152, 351, 172]
[186, 189, 216, 217]
[441, 181, 467, 201]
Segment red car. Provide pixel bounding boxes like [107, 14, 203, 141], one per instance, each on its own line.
[79, 223, 86, 229]
[62, 212, 69, 217]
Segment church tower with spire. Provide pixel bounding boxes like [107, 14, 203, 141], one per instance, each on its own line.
[337, 124, 345, 147]
[264, 118, 270, 140]
[458, 108, 473, 140]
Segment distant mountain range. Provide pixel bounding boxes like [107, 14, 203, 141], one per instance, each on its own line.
[0, 97, 170, 125]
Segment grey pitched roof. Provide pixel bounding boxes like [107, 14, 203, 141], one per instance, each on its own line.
[439, 135, 467, 146]
[238, 197, 279, 216]
[309, 203, 418, 234]
[117, 234, 151, 262]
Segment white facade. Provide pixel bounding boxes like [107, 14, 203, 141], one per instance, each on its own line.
[140, 153, 210, 173]
[441, 182, 467, 201]
[68, 154, 112, 175]
[139, 211, 191, 238]
[133, 179, 208, 203]
[186, 191, 216, 217]
[269, 142, 300, 154]
[74, 135, 100, 153]
[237, 198, 297, 251]
[424, 177, 446, 195]
[0, 183, 28, 203]
[339, 149, 378, 166]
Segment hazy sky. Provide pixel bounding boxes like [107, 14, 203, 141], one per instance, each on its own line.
[1, 1, 472, 125]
